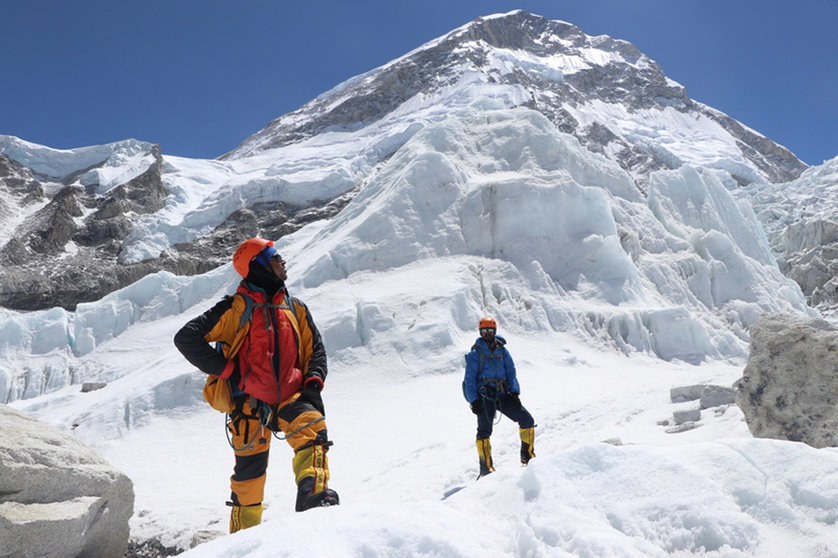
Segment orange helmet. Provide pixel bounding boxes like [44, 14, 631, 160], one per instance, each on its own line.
[232, 238, 273, 277]
[478, 317, 497, 330]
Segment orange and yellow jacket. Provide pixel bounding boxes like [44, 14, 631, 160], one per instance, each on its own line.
[174, 282, 327, 405]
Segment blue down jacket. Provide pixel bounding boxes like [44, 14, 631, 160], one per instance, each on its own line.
[462, 335, 520, 403]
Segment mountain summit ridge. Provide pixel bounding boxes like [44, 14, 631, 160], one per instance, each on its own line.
[224, 10, 805, 188]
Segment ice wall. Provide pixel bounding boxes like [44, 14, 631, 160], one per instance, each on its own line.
[0, 105, 815, 403]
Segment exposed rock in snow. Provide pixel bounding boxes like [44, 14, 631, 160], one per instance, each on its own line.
[0, 141, 167, 310]
[0, 137, 355, 311]
[0, 404, 134, 558]
[736, 313, 838, 448]
[669, 384, 735, 409]
[699, 385, 736, 409]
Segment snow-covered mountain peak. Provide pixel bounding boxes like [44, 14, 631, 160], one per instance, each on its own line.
[452, 10, 650, 71]
[224, 11, 803, 191]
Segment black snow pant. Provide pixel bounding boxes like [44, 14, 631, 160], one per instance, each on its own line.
[476, 392, 535, 439]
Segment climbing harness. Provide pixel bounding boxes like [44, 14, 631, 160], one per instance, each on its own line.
[225, 397, 326, 452]
[478, 379, 508, 425]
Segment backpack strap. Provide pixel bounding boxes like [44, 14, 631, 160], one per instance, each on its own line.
[471, 343, 487, 374]
[232, 291, 301, 332]
[281, 295, 301, 322]
[212, 293, 257, 354]
[474, 337, 506, 367]
[237, 293, 256, 331]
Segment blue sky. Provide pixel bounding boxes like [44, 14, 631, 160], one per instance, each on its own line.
[2, 1, 835, 165]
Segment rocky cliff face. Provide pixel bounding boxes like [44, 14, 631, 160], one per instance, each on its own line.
[0, 144, 171, 310]
[0, 140, 352, 311]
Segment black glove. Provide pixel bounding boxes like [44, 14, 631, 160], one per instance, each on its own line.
[508, 393, 522, 409]
[299, 375, 325, 415]
[470, 399, 483, 415]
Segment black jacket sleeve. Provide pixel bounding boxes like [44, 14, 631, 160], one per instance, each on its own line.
[173, 297, 234, 375]
[301, 300, 328, 383]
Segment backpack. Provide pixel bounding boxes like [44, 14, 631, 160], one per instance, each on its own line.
[462, 343, 487, 400]
[202, 292, 302, 413]
[203, 374, 236, 413]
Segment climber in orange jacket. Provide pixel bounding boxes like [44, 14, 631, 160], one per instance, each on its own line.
[174, 238, 338, 533]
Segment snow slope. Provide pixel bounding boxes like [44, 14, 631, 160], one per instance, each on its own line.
[11, 269, 838, 556]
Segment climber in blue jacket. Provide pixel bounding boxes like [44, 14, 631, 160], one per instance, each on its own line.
[463, 317, 535, 477]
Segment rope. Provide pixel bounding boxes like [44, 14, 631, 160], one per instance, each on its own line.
[481, 393, 504, 425]
[226, 413, 264, 452]
[272, 416, 325, 440]
[225, 412, 326, 450]
[479, 380, 507, 426]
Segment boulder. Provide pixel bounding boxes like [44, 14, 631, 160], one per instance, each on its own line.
[0, 405, 134, 558]
[735, 313, 838, 448]
[669, 385, 705, 403]
[670, 384, 736, 408]
[699, 385, 736, 409]
[81, 382, 108, 393]
[673, 409, 701, 425]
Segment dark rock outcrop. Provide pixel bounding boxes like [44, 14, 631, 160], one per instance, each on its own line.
[0, 141, 356, 311]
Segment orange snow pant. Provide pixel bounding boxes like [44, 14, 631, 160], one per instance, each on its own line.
[227, 392, 331, 513]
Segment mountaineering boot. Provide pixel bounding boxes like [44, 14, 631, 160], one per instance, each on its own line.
[292, 439, 338, 511]
[520, 426, 535, 465]
[476, 438, 495, 478]
[229, 503, 263, 533]
[295, 476, 340, 511]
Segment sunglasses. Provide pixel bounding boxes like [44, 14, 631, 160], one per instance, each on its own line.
[256, 247, 286, 267]
[480, 327, 496, 334]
